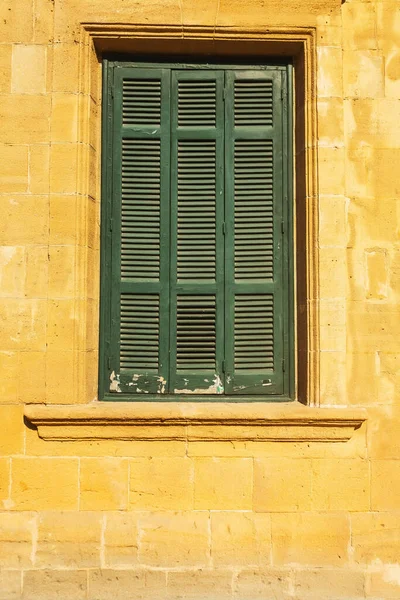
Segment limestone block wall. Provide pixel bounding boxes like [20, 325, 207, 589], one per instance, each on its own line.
[0, 0, 400, 598]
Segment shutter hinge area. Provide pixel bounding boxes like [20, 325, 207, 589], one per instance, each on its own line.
[109, 217, 113, 232]
[222, 222, 226, 236]
[281, 220, 284, 234]
[282, 358, 286, 372]
[223, 86, 227, 102]
[107, 356, 111, 369]
[222, 360, 225, 373]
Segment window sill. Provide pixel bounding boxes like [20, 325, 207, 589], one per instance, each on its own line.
[24, 402, 367, 443]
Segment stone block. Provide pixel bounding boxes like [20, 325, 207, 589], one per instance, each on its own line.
[0, 96, 50, 144]
[49, 195, 77, 244]
[0, 299, 47, 352]
[317, 47, 343, 98]
[51, 43, 80, 92]
[104, 512, 139, 567]
[352, 512, 400, 565]
[22, 570, 87, 600]
[80, 458, 129, 510]
[138, 511, 209, 567]
[194, 458, 252, 510]
[371, 460, 400, 510]
[234, 569, 291, 600]
[343, 50, 384, 98]
[271, 512, 349, 566]
[129, 457, 193, 510]
[347, 303, 400, 353]
[342, 2, 377, 51]
[0, 405, 24, 454]
[318, 146, 345, 196]
[0, 145, 28, 193]
[24, 246, 49, 299]
[11, 45, 46, 94]
[0, 458, 10, 505]
[365, 249, 388, 300]
[367, 570, 400, 599]
[33, 0, 54, 43]
[88, 569, 166, 600]
[0, 45, 12, 93]
[0, 0, 33, 43]
[51, 94, 78, 142]
[317, 98, 344, 148]
[44, 350, 75, 404]
[367, 406, 400, 459]
[375, 148, 400, 199]
[53, 0, 182, 43]
[0, 570, 21, 600]
[316, 14, 342, 47]
[211, 512, 271, 567]
[29, 145, 50, 194]
[36, 511, 101, 568]
[50, 144, 78, 194]
[319, 195, 348, 248]
[46, 299, 75, 351]
[293, 568, 365, 600]
[311, 459, 370, 511]
[0, 195, 48, 244]
[0, 246, 25, 298]
[11, 458, 79, 510]
[48, 245, 76, 299]
[0, 512, 36, 568]
[0, 352, 18, 402]
[167, 570, 232, 600]
[377, 99, 400, 149]
[17, 351, 46, 403]
[345, 144, 375, 199]
[319, 351, 347, 405]
[319, 247, 347, 300]
[253, 457, 312, 512]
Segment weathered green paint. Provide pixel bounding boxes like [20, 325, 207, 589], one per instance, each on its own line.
[99, 60, 294, 401]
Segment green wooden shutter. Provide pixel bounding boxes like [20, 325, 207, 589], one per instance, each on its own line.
[224, 70, 287, 395]
[169, 70, 225, 394]
[108, 67, 171, 394]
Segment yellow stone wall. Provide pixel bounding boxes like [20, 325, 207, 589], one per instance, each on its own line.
[1, 0, 400, 598]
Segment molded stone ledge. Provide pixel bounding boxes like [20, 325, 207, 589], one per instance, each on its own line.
[24, 402, 367, 442]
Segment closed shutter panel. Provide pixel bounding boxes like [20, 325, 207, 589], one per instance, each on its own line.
[109, 68, 171, 394]
[169, 70, 225, 393]
[224, 70, 286, 395]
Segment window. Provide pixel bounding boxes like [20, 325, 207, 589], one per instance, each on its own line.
[99, 59, 294, 400]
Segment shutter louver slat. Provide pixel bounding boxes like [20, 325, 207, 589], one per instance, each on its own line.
[120, 294, 159, 370]
[234, 295, 274, 370]
[176, 295, 216, 370]
[177, 140, 216, 280]
[234, 80, 273, 127]
[234, 140, 274, 280]
[121, 139, 161, 279]
[178, 80, 216, 127]
[122, 79, 161, 125]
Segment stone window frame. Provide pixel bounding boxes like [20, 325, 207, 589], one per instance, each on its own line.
[24, 23, 367, 442]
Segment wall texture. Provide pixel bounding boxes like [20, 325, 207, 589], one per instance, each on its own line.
[1, 0, 400, 598]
